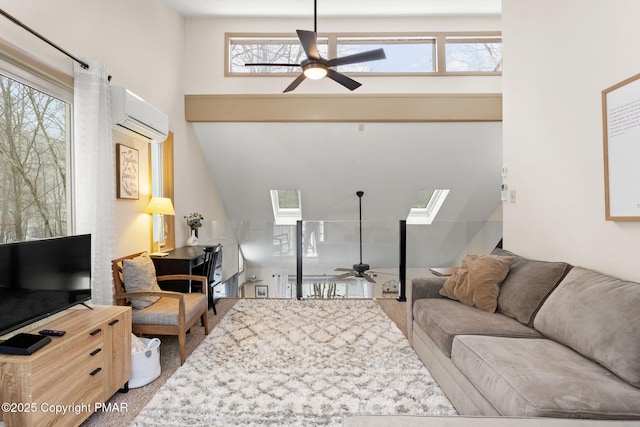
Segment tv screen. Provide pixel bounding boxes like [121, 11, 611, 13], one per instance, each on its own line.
[0, 234, 92, 336]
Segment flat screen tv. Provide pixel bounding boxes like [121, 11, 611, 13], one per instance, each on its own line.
[0, 234, 92, 336]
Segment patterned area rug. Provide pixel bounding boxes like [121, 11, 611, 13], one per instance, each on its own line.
[131, 299, 456, 426]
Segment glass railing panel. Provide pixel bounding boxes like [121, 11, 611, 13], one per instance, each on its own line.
[223, 217, 502, 300]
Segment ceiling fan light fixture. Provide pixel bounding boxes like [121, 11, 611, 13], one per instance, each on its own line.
[302, 63, 328, 80]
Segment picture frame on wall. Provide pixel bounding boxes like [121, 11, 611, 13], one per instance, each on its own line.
[602, 72, 640, 220]
[116, 143, 139, 199]
[255, 285, 268, 299]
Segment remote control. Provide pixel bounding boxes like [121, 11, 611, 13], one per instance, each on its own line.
[39, 329, 66, 336]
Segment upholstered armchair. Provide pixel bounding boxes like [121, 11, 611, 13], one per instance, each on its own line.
[112, 252, 210, 365]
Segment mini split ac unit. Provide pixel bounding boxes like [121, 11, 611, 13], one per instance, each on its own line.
[110, 86, 169, 142]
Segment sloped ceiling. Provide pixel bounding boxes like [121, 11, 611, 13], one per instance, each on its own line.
[193, 121, 502, 269]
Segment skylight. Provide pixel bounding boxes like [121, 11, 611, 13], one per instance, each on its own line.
[270, 189, 302, 225]
[406, 189, 450, 225]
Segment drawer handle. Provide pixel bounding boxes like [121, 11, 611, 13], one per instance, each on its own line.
[108, 319, 120, 326]
[90, 367, 102, 376]
[90, 328, 102, 336]
[90, 348, 102, 357]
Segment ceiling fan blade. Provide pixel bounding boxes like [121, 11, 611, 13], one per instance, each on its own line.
[334, 272, 354, 280]
[363, 274, 377, 283]
[297, 29, 320, 60]
[327, 48, 386, 67]
[326, 69, 361, 91]
[283, 73, 306, 93]
[245, 62, 300, 67]
[334, 267, 353, 272]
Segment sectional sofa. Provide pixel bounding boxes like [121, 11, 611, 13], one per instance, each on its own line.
[399, 249, 640, 424]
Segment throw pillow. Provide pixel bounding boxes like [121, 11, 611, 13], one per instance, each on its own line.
[440, 254, 516, 312]
[440, 256, 471, 300]
[497, 258, 572, 326]
[491, 247, 573, 326]
[122, 253, 162, 309]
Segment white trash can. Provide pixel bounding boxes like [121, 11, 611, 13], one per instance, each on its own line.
[129, 337, 161, 388]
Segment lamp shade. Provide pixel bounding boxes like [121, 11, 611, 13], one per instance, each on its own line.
[144, 197, 175, 215]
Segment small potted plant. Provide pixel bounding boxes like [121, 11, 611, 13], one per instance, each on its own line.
[184, 212, 204, 245]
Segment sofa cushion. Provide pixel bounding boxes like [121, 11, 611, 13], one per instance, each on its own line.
[534, 266, 640, 388]
[413, 298, 541, 357]
[122, 253, 162, 309]
[440, 254, 516, 313]
[451, 335, 640, 419]
[497, 258, 572, 326]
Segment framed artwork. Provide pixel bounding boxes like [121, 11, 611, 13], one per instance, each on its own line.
[255, 285, 268, 299]
[602, 72, 640, 220]
[116, 144, 139, 199]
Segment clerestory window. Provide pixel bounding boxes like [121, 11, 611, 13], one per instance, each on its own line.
[444, 35, 503, 72]
[226, 31, 501, 76]
[229, 35, 329, 74]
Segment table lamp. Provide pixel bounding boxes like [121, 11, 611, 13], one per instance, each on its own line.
[144, 196, 175, 255]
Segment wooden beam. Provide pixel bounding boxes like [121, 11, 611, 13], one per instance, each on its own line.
[185, 93, 502, 123]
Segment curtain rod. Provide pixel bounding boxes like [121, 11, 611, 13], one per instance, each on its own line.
[0, 7, 89, 70]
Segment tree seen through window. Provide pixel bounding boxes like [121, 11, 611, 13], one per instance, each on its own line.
[0, 74, 68, 242]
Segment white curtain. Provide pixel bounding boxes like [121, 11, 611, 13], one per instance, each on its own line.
[275, 274, 289, 298]
[73, 61, 114, 305]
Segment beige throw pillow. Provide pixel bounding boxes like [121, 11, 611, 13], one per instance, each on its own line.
[122, 253, 162, 309]
[440, 254, 516, 312]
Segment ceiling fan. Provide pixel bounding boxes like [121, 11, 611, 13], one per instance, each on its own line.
[244, 0, 386, 93]
[334, 191, 377, 284]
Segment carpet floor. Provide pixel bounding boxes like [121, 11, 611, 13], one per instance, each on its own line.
[82, 298, 452, 426]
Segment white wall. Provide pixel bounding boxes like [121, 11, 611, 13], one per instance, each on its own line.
[0, 0, 228, 256]
[184, 15, 502, 94]
[502, 0, 640, 281]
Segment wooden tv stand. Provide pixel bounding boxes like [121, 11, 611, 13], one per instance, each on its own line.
[0, 305, 131, 427]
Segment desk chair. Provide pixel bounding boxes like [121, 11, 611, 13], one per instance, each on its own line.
[202, 245, 222, 315]
[112, 252, 210, 365]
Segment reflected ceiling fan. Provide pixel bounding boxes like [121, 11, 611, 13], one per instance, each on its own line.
[334, 191, 377, 284]
[244, 0, 386, 93]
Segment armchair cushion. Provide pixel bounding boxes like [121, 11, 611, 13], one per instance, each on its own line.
[131, 293, 208, 326]
[440, 254, 516, 313]
[122, 253, 162, 309]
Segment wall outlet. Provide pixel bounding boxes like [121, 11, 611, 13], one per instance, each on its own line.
[509, 190, 517, 203]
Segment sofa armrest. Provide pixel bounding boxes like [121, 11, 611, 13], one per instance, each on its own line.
[407, 276, 447, 344]
[410, 276, 447, 303]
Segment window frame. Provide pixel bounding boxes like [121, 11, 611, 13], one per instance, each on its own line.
[442, 33, 503, 74]
[270, 189, 302, 225]
[228, 33, 330, 75]
[148, 133, 175, 251]
[0, 41, 75, 240]
[226, 31, 501, 77]
[406, 189, 450, 225]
